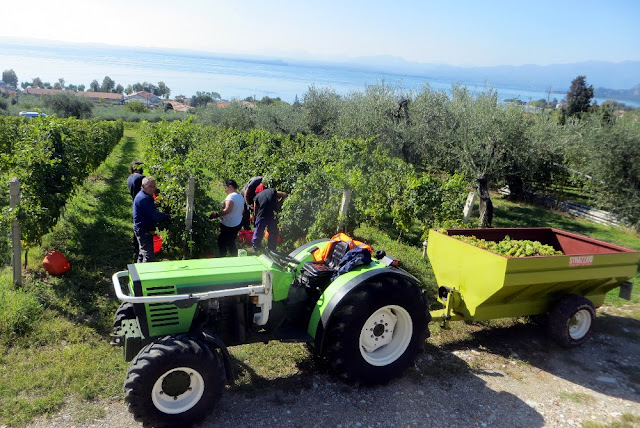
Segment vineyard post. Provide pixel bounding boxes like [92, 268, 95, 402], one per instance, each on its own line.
[337, 189, 351, 233]
[463, 192, 477, 223]
[185, 176, 195, 234]
[9, 178, 22, 287]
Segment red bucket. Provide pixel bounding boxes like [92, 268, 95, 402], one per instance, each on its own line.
[153, 235, 163, 253]
[238, 230, 253, 244]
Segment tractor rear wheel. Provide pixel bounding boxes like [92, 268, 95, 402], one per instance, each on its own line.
[324, 277, 429, 385]
[124, 334, 225, 427]
[548, 294, 595, 348]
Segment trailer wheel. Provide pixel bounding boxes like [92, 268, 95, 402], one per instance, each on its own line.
[324, 277, 429, 385]
[124, 334, 225, 428]
[548, 295, 595, 348]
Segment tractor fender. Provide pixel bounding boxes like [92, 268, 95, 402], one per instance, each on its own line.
[308, 264, 423, 355]
[201, 329, 234, 384]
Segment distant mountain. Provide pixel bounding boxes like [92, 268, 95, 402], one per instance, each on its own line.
[303, 56, 640, 94]
[594, 84, 640, 103]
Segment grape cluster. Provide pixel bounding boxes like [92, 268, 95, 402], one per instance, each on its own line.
[451, 234, 563, 257]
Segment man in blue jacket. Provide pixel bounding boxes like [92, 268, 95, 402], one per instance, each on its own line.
[133, 176, 170, 262]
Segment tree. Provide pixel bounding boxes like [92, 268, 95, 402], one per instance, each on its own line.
[114, 84, 124, 94]
[43, 92, 94, 118]
[302, 85, 341, 137]
[2, 69, 18, 88]
[190, 91, 215, 108]
[125, 100, 149, 113]
[564, 75, 594, 118]
[77, 84, 85, 92]
[156, 82, 171, 99]
[89, 80, 100, 92]
[101, 76, 115, 93]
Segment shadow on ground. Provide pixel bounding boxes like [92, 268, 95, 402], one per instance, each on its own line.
[197, 343, 544, 428]
[436, 313, 640, 404]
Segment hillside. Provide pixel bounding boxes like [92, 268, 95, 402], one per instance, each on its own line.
[595, 83, 640, 103]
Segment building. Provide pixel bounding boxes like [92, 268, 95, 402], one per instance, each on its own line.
[125, 91, 162, 107]
[23, 88, 123, 105]
[163, 100, 192, 113]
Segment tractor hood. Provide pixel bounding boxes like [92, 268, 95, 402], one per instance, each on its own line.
[128, 255, 274, 296]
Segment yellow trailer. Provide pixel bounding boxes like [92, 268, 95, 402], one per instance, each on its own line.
[427, 228, 639, 347]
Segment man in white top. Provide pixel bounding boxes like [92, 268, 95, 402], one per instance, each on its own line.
[210, 179, 245, 257]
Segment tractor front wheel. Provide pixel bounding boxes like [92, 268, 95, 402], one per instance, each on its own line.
[112, 302, 135, 330]
[548, 294, 595, 348]
[324, 277, 429, 385]
[124, 334, 225, 427]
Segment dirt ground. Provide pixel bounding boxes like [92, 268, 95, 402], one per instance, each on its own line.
[26, 305, 640, 428]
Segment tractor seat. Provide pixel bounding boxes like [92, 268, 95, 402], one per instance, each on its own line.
[302, 241, 350, 281]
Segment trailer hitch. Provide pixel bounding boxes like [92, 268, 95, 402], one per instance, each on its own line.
[429, 286, 462, 330]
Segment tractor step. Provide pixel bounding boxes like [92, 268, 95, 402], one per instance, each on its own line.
[274, 325, 313, 343]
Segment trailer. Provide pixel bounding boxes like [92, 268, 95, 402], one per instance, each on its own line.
[427, 227, 639, 347]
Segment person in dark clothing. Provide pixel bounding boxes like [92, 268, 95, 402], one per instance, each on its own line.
[240, 176, 262, 230]
[252, 186, 287, 251]
[127, 161, 144, 261]
[127, 161, 144, 199]
[133, 176, 170, 262]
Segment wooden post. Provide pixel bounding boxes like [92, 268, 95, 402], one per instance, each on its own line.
[185, 177, 195, 233]
[463, 192, 477, 223]
[9, 178, 22, 287]
[336, 189, 351, 233]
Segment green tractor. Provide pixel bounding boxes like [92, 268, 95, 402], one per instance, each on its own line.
[111, 238, 430, 427]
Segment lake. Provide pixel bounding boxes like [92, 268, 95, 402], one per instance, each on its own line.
[1, 40, 637, 107]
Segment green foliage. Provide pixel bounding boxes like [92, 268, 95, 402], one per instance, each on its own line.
[124, 100, 149, 113]
[0, 117, 123, 249]
[140, 120, 217, 256]
[42, 92, 94, 118]
[1, 69, 18, 88]
[0, 279, 43, 346]
[562, 112, 640, 224]
[140, 121, 469, 254]
[402, 173, 468, 236]
[354, 225, 438, 298]
[450, 234, 563, 257]
[564, 75, 594, 119]
[303, 85, 341, 137]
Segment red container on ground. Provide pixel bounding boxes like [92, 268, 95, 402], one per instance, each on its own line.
[42, 250, 71, 275]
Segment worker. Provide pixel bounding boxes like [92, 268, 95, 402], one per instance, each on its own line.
[127, 161, 144, 261]
[210, 179, 244, 257]
[252, 184, 287, 251]
[133, 176, 170, 262]
[240, 176, 262, 230]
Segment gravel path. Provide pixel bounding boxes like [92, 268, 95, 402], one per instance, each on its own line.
[27, 306, 640, 428]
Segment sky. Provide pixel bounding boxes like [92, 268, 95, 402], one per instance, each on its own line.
[1, 0, 639, 67]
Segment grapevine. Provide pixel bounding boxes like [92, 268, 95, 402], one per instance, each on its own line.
[451, 234, 563, 257]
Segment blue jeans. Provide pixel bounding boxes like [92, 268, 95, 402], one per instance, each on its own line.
[252, 217, 279, 251]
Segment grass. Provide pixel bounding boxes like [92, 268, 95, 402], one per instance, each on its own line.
[1, 131, 639, 426]
[557, 391, 596, 404]
[583, 413, 640, 428]
[0, 128, 141, 426]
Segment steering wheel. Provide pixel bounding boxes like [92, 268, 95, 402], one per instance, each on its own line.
[265, 248, 299, 270]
